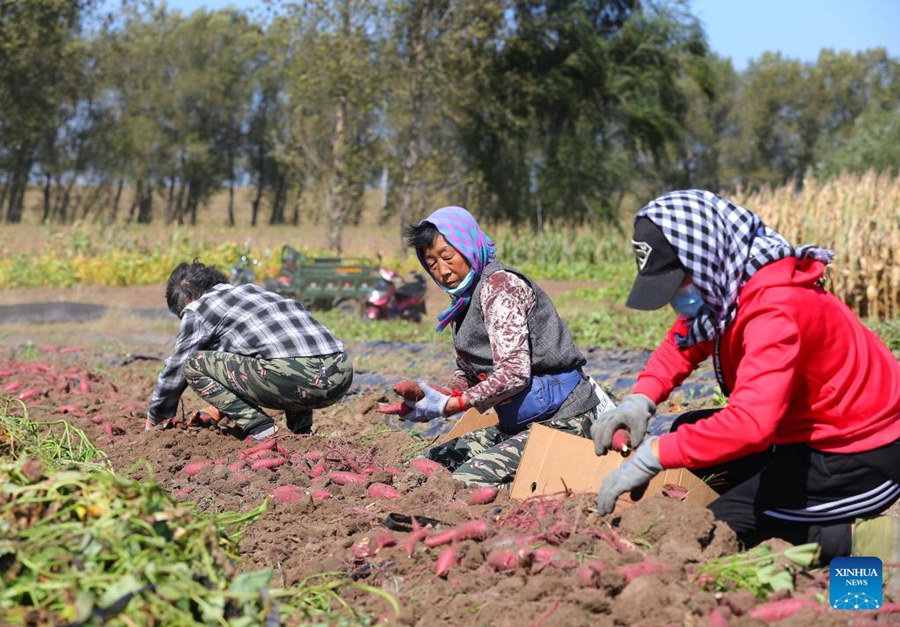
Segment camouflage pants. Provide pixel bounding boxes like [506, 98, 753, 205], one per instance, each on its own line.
[183, 350, 353, 435]
[424, 408, 595, 488]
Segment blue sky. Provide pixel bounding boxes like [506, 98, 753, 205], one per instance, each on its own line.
[158, 0, 899, 71]
[688, 0, 899, 70]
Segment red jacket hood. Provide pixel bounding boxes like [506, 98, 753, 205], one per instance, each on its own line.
[740, 258, 827, 302]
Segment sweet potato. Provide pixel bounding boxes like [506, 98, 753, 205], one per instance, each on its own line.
[239, 438, 277, 458]
[328, 470, 368, 485]
[103, 423, 125, 436]
[486, 550, 518, 573]
[575, 560, 607, 588]
[370, 529, 398, 551]
[362, 465, 402, 477]
[351, 529, 398, 560]
[181, 460, 213, 477]
[402, 519, 432, 557]
[424, 520, 490, 547]
[661, 483, 689, 500]
[529, 547, 567, 574]
[272, 485, 305, 503]
[706, 608, 730, 627]
[467, 486, 499, 506]
[245, 450, 278, 460]
[0, 380, 23, 393]
[90, 414, 106, 424]
[56, 405, 80, 414]
[618, 556, 670, 583]
[542, 522, 570, 546]
[393, 379, 424, 400]
[310, 489, 332, 501]
[376, 402, 412, 416]
[748, 598, 821, 622]
[611, 428, 631, 454]
[423, 528, 458, 548]
[227, 461, 245, 473]
[434, 545, 458, 579]
[76, 377, 91, 394]
[251, 458, 287, 471]
[410, 458, 446, 477]
[17, 389, 41, 401]
[367, 483, 403, 500]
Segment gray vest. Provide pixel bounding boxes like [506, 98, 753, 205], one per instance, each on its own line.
[451, 261, 598, 421]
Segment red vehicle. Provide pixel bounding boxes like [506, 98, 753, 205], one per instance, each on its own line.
[364, 267, 428, 322]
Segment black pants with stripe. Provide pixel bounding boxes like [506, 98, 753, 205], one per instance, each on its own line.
[673, 410, 900, 563]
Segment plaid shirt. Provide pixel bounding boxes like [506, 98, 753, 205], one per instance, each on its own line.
[148, 283, 344, 422]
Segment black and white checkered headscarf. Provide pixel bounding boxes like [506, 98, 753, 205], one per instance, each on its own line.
[637, 190, 834, 348]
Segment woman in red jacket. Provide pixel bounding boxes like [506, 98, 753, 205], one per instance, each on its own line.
[594, 189, 900, 564]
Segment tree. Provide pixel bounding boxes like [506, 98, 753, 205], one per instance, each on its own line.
[0, 0, 92, 223]
[385, 0, 502, 248]
[277, 0, 386, 252]
[455, 0, 709, 227]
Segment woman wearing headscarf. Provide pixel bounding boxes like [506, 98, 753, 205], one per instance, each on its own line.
[381, 206, 603, 487]
[593, 189, 900, 565]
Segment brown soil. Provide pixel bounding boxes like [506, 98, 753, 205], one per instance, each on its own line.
[1, 284, 895, 626]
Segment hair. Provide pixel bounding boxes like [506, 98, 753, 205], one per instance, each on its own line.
[403, 221, 442, 257]
[165, 259, 228, 317]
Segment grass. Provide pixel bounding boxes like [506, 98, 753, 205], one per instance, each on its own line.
[0, 400, 399, 626]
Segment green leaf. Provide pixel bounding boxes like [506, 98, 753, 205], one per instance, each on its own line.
[98, 574, 142, 608]
[228, 568, 274, 595]
[73, 590, 96, 623]
[783, 542, 819, 568]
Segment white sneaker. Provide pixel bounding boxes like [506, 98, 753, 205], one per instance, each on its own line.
[249, 425, 278, 441]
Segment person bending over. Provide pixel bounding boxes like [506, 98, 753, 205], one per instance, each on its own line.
[146, 260, 353, 440]
[593, 190, 900, 565]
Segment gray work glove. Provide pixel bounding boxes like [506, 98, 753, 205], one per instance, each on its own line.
[402, 379, 451, 422]
[596, 438, 663, 515]
[591, 393, 656, 456]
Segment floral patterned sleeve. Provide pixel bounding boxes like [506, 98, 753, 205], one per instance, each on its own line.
[460, 271, 535, 412]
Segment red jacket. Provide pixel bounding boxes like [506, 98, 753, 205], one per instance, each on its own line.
[634, 258, 900, 470]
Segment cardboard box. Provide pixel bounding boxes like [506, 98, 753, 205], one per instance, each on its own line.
[510, 424, 718, 513]
[437, 407, 498, 444]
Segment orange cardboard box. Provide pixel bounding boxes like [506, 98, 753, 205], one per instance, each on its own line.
[437, 407, 498, 444]
[510, 423, 718, 513]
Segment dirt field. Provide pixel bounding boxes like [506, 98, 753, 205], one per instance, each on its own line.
[1, 284, 896, 626]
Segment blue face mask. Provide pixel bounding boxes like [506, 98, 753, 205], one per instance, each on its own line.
[442, 269, 476, 296]
[670, 283, 705, 318]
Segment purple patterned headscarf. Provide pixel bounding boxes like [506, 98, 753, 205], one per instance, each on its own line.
[416, 206, 497, 332]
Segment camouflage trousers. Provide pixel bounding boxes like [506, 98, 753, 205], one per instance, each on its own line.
[424, 408, 595, 488]
[183, 350, 353, 436]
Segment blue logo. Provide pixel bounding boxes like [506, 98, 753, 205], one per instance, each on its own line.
[830, 556, 882, 610]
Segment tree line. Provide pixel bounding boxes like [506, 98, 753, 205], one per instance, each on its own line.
[1, 0, 897, 251]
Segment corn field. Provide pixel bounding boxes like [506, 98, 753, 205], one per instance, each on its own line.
[736, 171, 900, 320]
